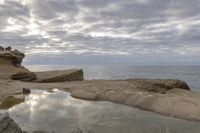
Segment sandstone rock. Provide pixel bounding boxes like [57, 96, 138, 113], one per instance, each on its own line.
[11, 72, 37, 82]
[32, 131, 50, 133]
[0, 113, 50, 133]
[0, 113, 22, 133]
[0, 47, 25, 66]
[127, 78, 190, 93]
[0, 46, 4, 51]
[22, 88, 31, 94]
[35, 69, 84, 83]
[5, 46, 11, 51]
[0, 95, 25, 109]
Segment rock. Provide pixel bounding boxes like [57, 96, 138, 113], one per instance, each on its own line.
[22, 88, 31, 94]
[0, 95, 25, 109]
[11, 72, 37, 82]
[5, 46, 11, 51]
[0, 47, 25, 66]
[32, 131, 50, 133]
[127, 78, 190, 93]
[71, 127, 94, 133]
[35, 69, 84, 83]
[71, 127, 83, 133]
[0, 113, 23, 133]
[0, 46, 4, 51]
[71, 90, 96, 100]
[0, 114, 50, 133]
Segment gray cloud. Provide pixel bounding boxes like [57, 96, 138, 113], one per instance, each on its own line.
[0, 0, 200, 64]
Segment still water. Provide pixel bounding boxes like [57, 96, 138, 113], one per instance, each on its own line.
[0, 89, 200, 133]
[26, 65, 200, 90]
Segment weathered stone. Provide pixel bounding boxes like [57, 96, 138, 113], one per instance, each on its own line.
[5, 46, 11, 51]
[22, 88, 31, 94]
[11, 72, 37, 82]
[32, 131, 50, 133]
[0, 95, 25, 109]
[0, 46, 4, 51]
[35, 69, 84, 83]
[0, 47, 25, 66]
[0, 113, 23, 133]
[127, 78, 190, 93]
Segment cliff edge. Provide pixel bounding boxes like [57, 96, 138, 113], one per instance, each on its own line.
[0, 46, 83, 82]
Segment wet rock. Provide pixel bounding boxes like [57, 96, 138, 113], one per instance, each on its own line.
[11, 72, 37, 82]
[0, 113, 23, 133]
[0, 95, 25, 109]
[22, 88, 31, 94]
[0, 47, 25, 66]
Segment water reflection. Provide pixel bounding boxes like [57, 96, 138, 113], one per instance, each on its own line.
[0, 89, 200, 133]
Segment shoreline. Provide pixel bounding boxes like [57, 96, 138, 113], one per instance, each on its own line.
[0, 79, 200, 122]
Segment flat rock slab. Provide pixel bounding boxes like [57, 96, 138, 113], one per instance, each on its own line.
[34, 69, 84, 83]
[0, 79, 199, 122]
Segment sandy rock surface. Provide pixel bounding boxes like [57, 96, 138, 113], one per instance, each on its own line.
[0, 79, 200, 122]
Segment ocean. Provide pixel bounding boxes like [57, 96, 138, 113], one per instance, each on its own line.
[26, 65, 200, 91]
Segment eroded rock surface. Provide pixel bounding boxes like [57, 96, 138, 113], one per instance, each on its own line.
[0, 113, 22, 133]
[11, 72, 37, 82]
[0, 113, 50, 133]
[0, 47, 25, 66]
[34, 69, 84, 83]
[0, 46, 32, 81]
[0, 46, 84, 82]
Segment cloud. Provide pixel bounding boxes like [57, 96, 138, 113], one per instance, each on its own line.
[0, 0, 200, 64]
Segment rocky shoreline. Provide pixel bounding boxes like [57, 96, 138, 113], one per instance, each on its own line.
[0, 46, 200, 132]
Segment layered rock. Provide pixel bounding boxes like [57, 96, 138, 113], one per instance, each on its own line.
[34, 69, 84, 83]
[127, 78, 190, 93]
[11, 72, 37, 82]
[0, 47, 25, 66]
[0, 46, 34, 81]
[0, 46, 84, 82]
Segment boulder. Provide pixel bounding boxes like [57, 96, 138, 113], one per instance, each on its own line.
[5, 46, 11, 51]
[0, 113, 22, 133]
[11, 72, 37, 82]
[0, 47, 25, 66]
[0, 114, 50, 133]
[127, 78, 190, 93]
[35, 69, 84, 83]
[0, 46, 4, 51]
[22, 88, 31, 94]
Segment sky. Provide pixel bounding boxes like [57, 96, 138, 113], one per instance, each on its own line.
[0, 0, 200, 65]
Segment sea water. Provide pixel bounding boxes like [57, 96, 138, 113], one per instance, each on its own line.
[26, 65, 200, 90]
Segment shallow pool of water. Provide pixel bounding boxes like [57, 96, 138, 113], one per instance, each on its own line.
[0, 89, 200, 133]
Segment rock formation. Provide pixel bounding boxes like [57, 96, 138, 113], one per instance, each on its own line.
[11, 72, 37, 82]
[0, 46, 4, 50]
[35, 69, 84, 83]
[0, 46, 84, 82]
[0, 113, 50, 133]
[0, 113, 22, 133]
[0, 46, 35, 81]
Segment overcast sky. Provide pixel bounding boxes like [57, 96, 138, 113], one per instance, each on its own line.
[0, 0, 200, 65]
